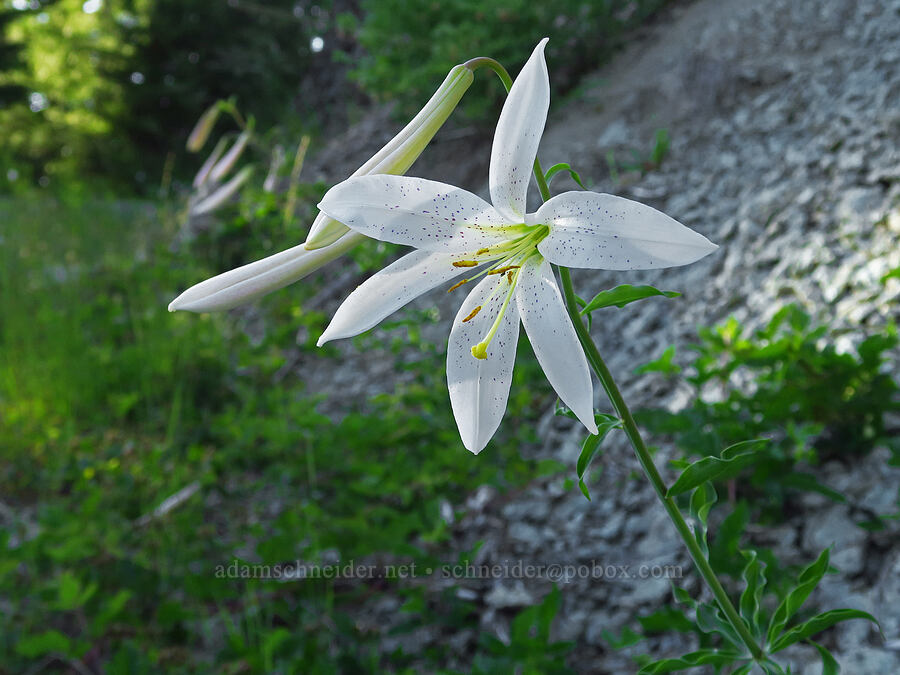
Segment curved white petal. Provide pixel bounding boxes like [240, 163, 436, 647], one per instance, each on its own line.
[168, 231, 366, 313]
[447, 274, 520, 454]
[318, 175, 511, 253]
[535, 191, 718, 270]
[318, 249, 473, 345]
[516, 258, 597, 434]
[489, 38, 550, 221]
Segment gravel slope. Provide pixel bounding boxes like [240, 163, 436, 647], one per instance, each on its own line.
[296, 0, 900, 671]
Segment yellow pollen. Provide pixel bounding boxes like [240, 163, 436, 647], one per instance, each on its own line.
[506, 270, 514, 284]
[475, 248, 492, 255]
[471, 342, 488, 360]
[452, 260, 478, 268]
[447, 279, 469, 293]
[487, 265, 520, 276]
[462, 306, 482, 322]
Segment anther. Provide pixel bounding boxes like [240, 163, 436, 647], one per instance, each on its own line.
[462, 306, 482, 322]
[487, 265, 520, 276]
[475, 248, 492, 255]
[447, 279, 469, 293]
[452, 260, 478, 268]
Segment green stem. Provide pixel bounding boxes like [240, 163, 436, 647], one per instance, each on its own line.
[556, 266, 763, 660]
[477, 54, 760, 659]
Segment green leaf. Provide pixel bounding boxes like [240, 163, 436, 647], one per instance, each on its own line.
[739, 550, 766, 637]
[635, 345, 681, 376]
[667, 440, 768, 497]
[766, 548, 831, 645]
[576, 414, 621, 500]
[809, 640, 840, 675]
[776, 472, 846, 503]
[771, 608, 879, 652]
[671, 585, 696, 608]
[638, 606, 696, 634]
[582, 284, 681, 314]
[688, 482, 717, 557]
[637, 648, 745, 674]
[731, 665, 754, 675]
[696, 602, 743, 649]
[544, 162, 589, 190]
[758, 660, 788, 675]
[15, 630, 73, 658]
[92, 589, 132, 633]
[602, 625, 643, 649]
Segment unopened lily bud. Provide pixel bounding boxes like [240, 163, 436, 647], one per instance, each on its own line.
[186, 103, 221, 152]
[263, 145, 286, 193]
[193, 137, 230, 189]
[192, 166, 254, 216]
[304, 63, 474, 250]
[168, 231, 367, 313]
[209, 130, 250, 184]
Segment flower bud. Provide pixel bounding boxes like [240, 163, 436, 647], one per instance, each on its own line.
[304, 63, 474, 249]
[186, 103, 221, 153]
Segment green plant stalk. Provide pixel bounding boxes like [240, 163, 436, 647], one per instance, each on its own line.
[556, 265, 762, 660]
[476, 55, 762, 660]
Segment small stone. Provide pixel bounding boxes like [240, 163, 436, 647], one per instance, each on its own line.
[484, 581, 536, 609]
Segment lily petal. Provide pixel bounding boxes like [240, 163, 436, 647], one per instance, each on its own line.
[317, 249, 473, 345]
[489, 37, 550, 221]
[168, 232, 366, 313]
[535, 191, 718, 270]
[447, 275, 520, 454]
[318, 175, 511, 252]
[516, 258, 597, 434]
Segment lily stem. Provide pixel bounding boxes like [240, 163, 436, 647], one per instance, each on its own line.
[556, 266, 762, 661]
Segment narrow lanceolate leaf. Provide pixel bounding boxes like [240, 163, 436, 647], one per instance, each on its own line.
[688, 482, 717, 557]
[739, 550, 766, 638]
[770, 608, 880, 653]
[671, 585, 696, 608]
[667, 440, 769, 497]
[809, 640, 840, 675]
[636, 648, 745, 674]
[766, 548, 831, 645]
[758, 660, 788, 675]
[544, 162, 589, 190]
[695, 602, 743, 650]
[581, 284, 681, 314]
[576, 414, 621, 500]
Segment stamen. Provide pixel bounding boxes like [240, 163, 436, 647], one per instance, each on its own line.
[462, 306, 482, 322]
[471, 343, 488, 360]
[447, 279, 469, 293]
[475, 248, 492, 255]
[506, 270, 514, 284]
[470, 267, 521, 360]
[487, 265, 520, 276]
[452, 260, 478, 268]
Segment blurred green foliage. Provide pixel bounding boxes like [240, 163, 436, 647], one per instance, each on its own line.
[0, 187, 562, 672]
[348, 0, 671, 119]
[1, 0, 673, 192]
[637, 305, 900, 517]
[0, 0, 333, 190]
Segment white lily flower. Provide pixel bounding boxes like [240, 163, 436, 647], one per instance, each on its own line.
[169, 63, 474, 314]
[315, 38, 717, 454]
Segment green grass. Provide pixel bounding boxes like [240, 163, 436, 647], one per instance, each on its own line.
[0, 192, 558, 673]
